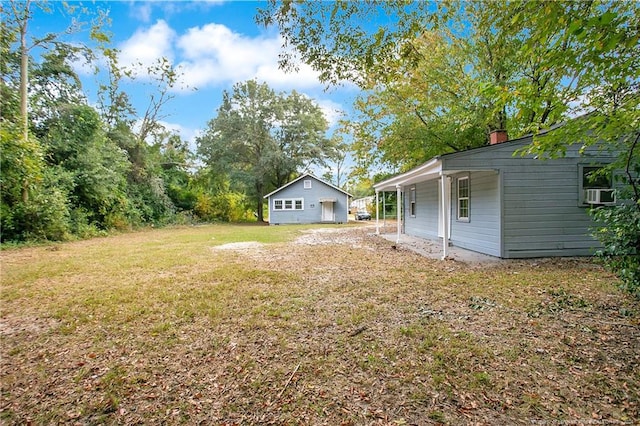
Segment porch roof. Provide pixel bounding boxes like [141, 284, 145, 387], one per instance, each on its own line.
[373, 158, 499, 192]
[373, 158, 442, 192]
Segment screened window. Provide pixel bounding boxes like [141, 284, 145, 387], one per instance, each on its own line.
[457, 177, 469, 221]
[409, 187, 416, 217]
[274, 198, 304, 211]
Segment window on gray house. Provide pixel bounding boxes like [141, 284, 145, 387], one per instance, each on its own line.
[457, 176, 469, 221]
[580, 165, 615, 205]
[410, 187, 416, 217]
[274, 198, 304, 210]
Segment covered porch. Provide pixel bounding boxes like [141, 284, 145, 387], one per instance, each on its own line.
[373, 158, 454, 260]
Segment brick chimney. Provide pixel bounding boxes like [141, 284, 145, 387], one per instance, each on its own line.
[489, 130, 508, 145]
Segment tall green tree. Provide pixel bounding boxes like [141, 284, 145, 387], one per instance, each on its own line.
[322, 133, 350, 188]
[95, 42, 188, 225]
[40, 105, 129, 229]
[149, 131, 197, 213]
[273, 90, 332, 187]
[197, 80, 281, 222]
[197, 80, 330, 222]
[1, 0, 116, 240]
[4, 0, 55, 202]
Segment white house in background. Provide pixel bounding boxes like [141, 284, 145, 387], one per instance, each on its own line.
[264, 173, 352, 225]
[374, 130, 621, 259]
[350, 196, 374, 213]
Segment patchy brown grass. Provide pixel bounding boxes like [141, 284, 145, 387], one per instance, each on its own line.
[1, 224, 638, 425]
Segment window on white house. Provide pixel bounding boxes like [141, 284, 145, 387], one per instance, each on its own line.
[304, 180, 312, 189]
[274, 198, 304, 211]
[410, 187, 416, 217]
[457, 176, 469, 221]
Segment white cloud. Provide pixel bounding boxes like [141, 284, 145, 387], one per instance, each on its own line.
[118, 20, 176, 76]
[175, 23, 323, 90]
[255, 61, 325, 90]
[314, 99, 346, 128]
[129, 2, 152, 23]
[114, 19, 336, 96]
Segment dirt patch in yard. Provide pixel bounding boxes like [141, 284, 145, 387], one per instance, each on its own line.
[0, 315, 59, 337]
[1, 224, 638, 425]
[213, 241, 265, 251]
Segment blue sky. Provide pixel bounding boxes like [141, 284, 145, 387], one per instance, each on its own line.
[29, 1, 359, 150]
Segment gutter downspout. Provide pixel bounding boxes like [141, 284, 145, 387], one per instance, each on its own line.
[396, 184, 402, 244]
[440, 173, 450, 260]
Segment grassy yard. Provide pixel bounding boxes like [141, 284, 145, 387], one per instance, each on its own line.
[1, 223, 638, 425]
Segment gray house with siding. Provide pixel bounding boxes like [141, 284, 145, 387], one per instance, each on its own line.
[373, 131, 619, 259]
[265, 173, 352, 225]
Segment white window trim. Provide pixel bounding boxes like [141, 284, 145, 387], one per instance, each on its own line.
[304, 180, 312, 189]
[273, 198, 304, 211]
[409, 186, 416, 217]
[457, 176, 470, 222]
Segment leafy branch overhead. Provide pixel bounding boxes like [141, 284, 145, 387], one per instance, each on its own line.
[258, 0, 639, 171]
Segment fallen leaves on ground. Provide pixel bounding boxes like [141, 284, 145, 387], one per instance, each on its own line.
[1, 224, 638, 425]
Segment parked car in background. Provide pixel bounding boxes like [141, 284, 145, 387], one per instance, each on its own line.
[355, 211, 372, 220]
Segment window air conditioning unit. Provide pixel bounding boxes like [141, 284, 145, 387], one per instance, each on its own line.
[585, 188, 616, 205]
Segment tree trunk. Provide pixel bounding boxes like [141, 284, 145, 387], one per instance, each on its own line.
[20, 18, 28, 141]
[18, 0, 31, 202]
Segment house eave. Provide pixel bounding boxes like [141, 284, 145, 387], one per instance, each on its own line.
[264, 173, 352, 199]
[373, 158, 442, 192]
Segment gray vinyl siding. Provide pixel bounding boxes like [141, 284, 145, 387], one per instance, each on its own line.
[442, 137, 616, 258]
[449, 171, 501, 257]
[267, 176, 349, 224]
[404, 180, 439, 239]
[501, 161, 597, 258]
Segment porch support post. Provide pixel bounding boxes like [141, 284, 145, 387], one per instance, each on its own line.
[383, 192, 386, 227]
[440, 173, 449, 260]
[375, 190, 380, 235]
[396, 184, 402, 244]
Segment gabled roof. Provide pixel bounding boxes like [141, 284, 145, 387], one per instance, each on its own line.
[263, 173, 352, 198]
[373, 133, 539, 192]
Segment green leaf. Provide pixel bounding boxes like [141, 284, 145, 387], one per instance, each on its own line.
[599, 11, 617, 26]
